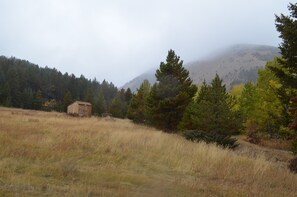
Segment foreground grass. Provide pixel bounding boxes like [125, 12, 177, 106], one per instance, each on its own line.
[0, 107, 297, 196]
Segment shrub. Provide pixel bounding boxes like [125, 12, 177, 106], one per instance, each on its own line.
[183, 130, 239, 149]
[279, 126, 294, 140]
[291, 140, 297, 155]
[289, 156, 297, 173]
[243, 120, 262, 144]
[247, 132, 261, 144]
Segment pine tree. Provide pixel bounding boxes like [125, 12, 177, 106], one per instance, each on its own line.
[178, 101, 198, 130]
[94, 91, 106, 115]
[84, 88, 94, 103]
[209, 75, 242, 135]
[109, 89, 131, 118]
[178, 81, 209, 130]
[101, 80, 118, 109]
[268, 3, 297, 112]
[269, 3, 297, 90]
[63, 90, 73, 112]
[127, 80, 151, 123]
[7, 67, 22, 107]
[125, 88, 133, 103]
[146, 50, 197, 132]
[0, 82, 10, 106]
[180, 74, 242, 135]
[109, 95, 125, 118]
[267, 3, 297, 137]
[289, 97, 297, 130]
[22, 88, 34, 109]
[32, 90, 43, 110]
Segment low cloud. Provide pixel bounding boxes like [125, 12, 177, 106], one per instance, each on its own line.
[0, 0, 291, 86]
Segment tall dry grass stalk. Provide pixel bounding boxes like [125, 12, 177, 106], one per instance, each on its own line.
[0, 107, 297, 196]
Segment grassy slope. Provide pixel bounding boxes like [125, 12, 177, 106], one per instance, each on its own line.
[0, 107, 297, 196]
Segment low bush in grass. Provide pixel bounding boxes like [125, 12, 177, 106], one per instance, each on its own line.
[183, 130, 239, 149]
[291, 140, 297, 155]
[289, 156, 297, 173]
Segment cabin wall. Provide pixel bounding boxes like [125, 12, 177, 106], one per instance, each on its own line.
[67, 102, 91, 117]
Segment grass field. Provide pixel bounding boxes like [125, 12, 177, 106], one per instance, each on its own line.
[0, 107, 297, 196]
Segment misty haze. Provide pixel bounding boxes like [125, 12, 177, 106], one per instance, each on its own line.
[0, 0, 291, 86]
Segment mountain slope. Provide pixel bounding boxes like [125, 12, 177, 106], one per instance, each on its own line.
[122, 44, 280, 91]
[121, 71, 156, 92]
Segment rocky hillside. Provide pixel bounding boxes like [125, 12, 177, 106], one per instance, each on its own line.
[122, 44, 280, 91]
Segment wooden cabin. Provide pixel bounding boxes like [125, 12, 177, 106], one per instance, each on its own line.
[67, 101, 92, 117]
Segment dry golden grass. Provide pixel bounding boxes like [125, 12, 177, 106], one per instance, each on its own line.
[0, 107, 297, 196]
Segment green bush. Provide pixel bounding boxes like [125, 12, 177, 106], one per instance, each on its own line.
[183, 130, 239, 149]
[289, 156, 297, 173]
[291, 140, 297, 155]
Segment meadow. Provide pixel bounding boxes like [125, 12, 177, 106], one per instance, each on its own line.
[0, 107, 297, 196]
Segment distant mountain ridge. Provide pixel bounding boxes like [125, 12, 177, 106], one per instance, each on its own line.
[122, 44, 280, 91]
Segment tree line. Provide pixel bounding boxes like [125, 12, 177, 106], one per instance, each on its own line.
[0, 56, 132, 117]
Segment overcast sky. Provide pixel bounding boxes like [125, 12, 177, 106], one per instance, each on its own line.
[0, 0, 292, 86]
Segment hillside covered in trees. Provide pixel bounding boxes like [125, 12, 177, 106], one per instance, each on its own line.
[0, 56, 132, 117]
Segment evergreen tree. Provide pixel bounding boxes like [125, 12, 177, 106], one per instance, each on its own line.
[196, 80, 209, 103]
[125, 88, 133, 103]
[268, 3, 297, 127]
[266, 3, 297, 139]
[32, 90, 43, 110]
[7, 67, 22, 107]
[289, 97, 297, 130]
[109, 95, 125, 118]
[84, 88, 94, 103]
[177, 101, 198, 130]
[22, 88, 34, 109]
[180, 74, 242, 135]
[147, 50, 197, 132]
[269, 3, 297, 90]
[207, 74, 241, 135]
[0, 82, 10, 106]
[178, 81, 209, 130]
[101, 80, 118, 109]
[127, 80, 151, 123]
[269, 2, 297, 157]
[109, 89, 131, 118]
[94, 91, 106, 115]
[62, 90, 73, 112]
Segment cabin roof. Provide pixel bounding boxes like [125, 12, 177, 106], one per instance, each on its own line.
[71, 101, 92, 106]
